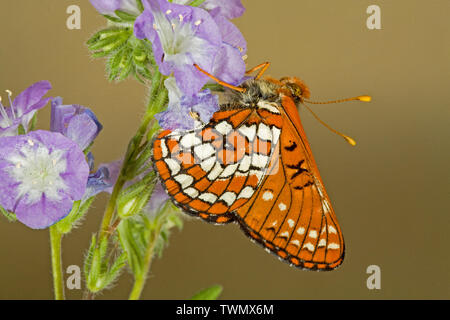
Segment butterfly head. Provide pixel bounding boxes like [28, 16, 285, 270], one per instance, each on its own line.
[277, 77, 311, 103]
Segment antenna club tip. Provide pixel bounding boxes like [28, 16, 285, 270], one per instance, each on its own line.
[357, 95, 371, 102]
[344, 136, 357, 146]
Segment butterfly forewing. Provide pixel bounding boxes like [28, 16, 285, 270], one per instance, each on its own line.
[234, 96, 344, 270]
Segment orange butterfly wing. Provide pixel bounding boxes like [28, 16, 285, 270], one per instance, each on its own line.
[234, 95, 345, 270]
[152, 107, 280, 224]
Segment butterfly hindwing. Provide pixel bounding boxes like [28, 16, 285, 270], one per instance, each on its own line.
[152, 108, 281, 224]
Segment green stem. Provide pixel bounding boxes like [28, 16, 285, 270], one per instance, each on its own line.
[97, 72, 166, 241]
[128, 213, 166, 300]
[49, 226, 65, 300]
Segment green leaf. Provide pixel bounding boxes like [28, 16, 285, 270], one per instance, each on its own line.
[102, 14, 122, 23]
[189, 0, 207, 7]
[114, 10, 138, 22]
[191, 285, 223, 300]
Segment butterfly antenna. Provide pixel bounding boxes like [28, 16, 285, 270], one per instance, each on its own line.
[301, 103, 357, 146]
[301, 95, 371, 146]
[303, 95, 371, 104]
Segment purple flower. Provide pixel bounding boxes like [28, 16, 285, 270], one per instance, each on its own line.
[50, 97, 103, 151]
[86, 159, 123, 199]
[173, 0, 245, 19]
[0, 81, 52, 137]
[156, 77, 219, 130]
[0, 130, 89, 229]
[135, 0, 222, 96]
[90, 0, 142, 17]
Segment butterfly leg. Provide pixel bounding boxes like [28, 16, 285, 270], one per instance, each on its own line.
[245, 62, 271, 79]
[193, 64, 246, 92]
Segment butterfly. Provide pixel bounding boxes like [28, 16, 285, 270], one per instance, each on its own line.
[152, 62, 369, 271]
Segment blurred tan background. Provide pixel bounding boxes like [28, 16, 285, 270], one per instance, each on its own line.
[0, 0, 448, 299]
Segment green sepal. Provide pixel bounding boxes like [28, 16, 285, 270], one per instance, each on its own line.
[85, 235, 127, 293]
[102, 14, 122, 23]
[118, 202, 182, 279]
[117, 216, 150, 277]
[117, 172, 156, 219]
[191, 284, 223, 300]
[56, 197, 95, 234]
[0, 205, 17, 222]
[29, 113, 38, 131]
[189, 0, 207, 7]
[114, 10, 138, 22]
[136, 0, 145, 12]
[17, 124, 26, 135]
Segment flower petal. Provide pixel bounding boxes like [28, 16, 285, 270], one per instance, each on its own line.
[51, 97, 103, 151]
[90, 0, 141, 16]
[212, 43, 246, 86]
[0, 130, 89, 229]
[13, 80, 52, 117]
[200, 0, 245, 19]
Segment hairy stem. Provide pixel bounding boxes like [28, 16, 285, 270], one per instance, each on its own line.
[128, 208, 169, 300]
[49, 226, 65, 300]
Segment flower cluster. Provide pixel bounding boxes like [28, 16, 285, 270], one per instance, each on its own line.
[0, 82, 109, 229]
[91, 0, 247, 131]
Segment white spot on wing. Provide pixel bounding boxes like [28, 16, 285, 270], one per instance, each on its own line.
[262, 190, 274, 201]
[318, 239, 327, 247]
[174, 174, 193, 189]
[328, 225, 337, 234]
[296, 227, 305, 235]
[308, 230, 318, 239]
[252, 154, 269, 168]
[237, 186, 254, 199]
[215, 121, 233, 135]
[257, 123, 272, 141]
[238, 155, 251, 172]
[194, 143, 215, 160]
[200, 157, 215, 172]
[219, 192, 236, 206]
[279, 203, 287, 211]
[303, 242, 315, 252]
[287, 219, 295, 228]
[180, 132, 201, 149]
[164, 158, 180, 175]
[290, 239, 300, 247]
[279, 231, 289, 238]
[257, 101, 280, 114]
[207, 162, 223, 180]
[219, 163, 238, 178]
[198, 192, 217, 204]
[160, 139, 168, 157]
[184, 187, 199, 198]
[327, 243, 340, 250]
[238, 125, 256, 141]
